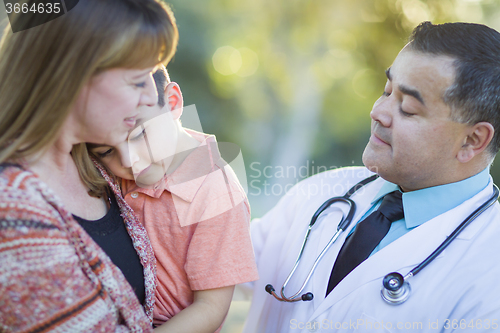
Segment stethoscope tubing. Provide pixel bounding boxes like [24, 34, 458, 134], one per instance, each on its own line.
[404, 184, 500, 279]
[280, 223, 344, 301]
[267, 175, 378, 302]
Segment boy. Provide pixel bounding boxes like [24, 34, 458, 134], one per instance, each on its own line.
[90, 66, 258, 332]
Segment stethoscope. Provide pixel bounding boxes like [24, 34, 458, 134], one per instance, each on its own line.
[265, 174, 500, 305]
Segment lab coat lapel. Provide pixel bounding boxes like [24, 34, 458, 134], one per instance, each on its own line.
[309, 181, 495, 319]
[310, 177, 385, 310]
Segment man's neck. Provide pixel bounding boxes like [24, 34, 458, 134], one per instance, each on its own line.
[398, 162, 490, 192]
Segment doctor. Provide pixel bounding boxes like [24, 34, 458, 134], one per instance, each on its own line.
[243, 21, 500, 333]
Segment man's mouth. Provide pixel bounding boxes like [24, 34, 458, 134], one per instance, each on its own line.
[371, 133, 390, 146]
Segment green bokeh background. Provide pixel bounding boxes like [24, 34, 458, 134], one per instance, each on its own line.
[165, 0, 500, 221]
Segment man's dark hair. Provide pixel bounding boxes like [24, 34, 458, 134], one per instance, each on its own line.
[409, 21, 500, 155]
[152, 65, 170, 107]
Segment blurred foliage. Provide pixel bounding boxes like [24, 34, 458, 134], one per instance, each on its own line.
[165, 0, 500, 217]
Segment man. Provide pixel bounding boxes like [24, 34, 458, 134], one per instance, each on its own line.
[242, 22, 500, 332]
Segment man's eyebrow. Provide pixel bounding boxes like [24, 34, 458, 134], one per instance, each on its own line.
[399, 84, 425, 106]
[385, 67, 425, 106]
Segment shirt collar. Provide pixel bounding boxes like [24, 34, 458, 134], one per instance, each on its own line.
[372, 167, 491, 229]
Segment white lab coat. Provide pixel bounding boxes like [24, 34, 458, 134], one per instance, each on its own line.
[242, 167, 500, 333]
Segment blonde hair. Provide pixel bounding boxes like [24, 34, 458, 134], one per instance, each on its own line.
[72, 143, 114, 198]
[0, 0, 178, 164]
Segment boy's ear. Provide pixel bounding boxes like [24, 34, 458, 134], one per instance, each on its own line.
[164, 82, 183, 120]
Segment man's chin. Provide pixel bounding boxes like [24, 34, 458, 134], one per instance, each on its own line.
[362, 148, 385, 176]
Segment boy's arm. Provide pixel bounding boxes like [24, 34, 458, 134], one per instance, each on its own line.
[153, 285, 235, 333]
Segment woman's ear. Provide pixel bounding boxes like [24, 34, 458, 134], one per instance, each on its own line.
[457, 122, 494, 163]
[164, 82, 183, 120]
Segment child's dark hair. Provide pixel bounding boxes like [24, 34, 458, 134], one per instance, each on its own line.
[152, 65, 170, 107]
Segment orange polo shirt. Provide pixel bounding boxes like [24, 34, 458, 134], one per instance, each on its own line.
[122, 130, 259, 327]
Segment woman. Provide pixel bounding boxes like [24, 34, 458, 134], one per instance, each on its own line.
[0, 0, 178, 332]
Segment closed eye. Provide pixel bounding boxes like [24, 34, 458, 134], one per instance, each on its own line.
[399, 107, 414, 117]
[95, 148, 114, 158]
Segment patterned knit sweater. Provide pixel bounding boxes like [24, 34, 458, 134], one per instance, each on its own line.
[0, 164, 156, 332]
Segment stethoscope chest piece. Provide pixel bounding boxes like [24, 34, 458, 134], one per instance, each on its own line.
[381, 272, 411, 305]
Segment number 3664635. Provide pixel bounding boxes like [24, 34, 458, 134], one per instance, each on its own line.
[5, 2, 61, 14]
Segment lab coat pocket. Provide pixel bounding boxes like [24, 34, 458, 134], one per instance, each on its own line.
[354, 313, 392, 333]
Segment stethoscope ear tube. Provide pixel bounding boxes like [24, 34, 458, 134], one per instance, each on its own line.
[265, 175, 379, 302]
[264, 284, 313, 302]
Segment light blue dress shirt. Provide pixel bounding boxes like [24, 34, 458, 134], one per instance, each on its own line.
[348, 167, 491, 256]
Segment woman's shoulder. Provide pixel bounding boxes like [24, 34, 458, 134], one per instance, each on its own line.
[0, 163, 38, 197]
[1, 163, 42, 197]
[0, 163, 63, 227]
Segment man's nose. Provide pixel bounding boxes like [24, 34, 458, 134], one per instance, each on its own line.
[370, 97, 393, 128]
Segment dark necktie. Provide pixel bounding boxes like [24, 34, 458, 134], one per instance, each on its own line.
[326, 190, 404, 296]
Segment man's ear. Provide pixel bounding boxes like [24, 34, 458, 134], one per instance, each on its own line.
[457, 122, 494, 163]
[165, 82, 183, 120]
